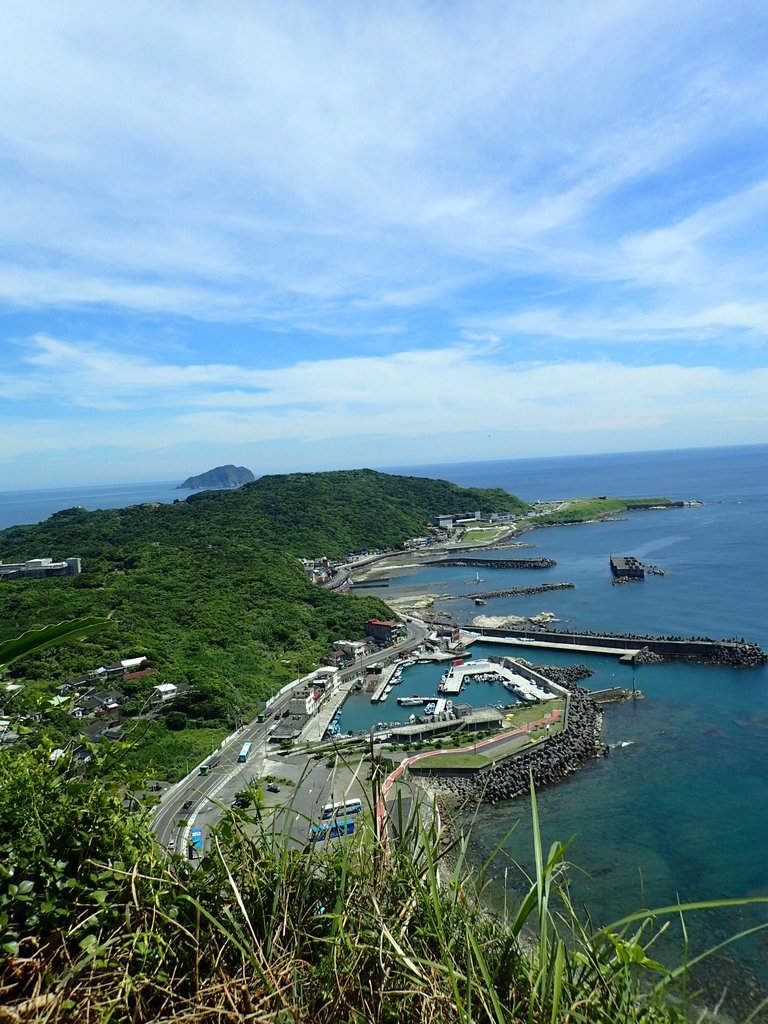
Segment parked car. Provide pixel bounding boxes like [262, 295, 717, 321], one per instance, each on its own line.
[267, 784, 280, 793]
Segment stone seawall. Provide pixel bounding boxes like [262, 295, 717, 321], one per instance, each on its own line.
[430, 557, 557, 569]
[412, 666, 604, 804]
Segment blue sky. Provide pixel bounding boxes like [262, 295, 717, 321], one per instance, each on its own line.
[1, 1, 767, 488]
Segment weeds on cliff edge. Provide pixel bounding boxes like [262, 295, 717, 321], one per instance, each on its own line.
[2, 746, 768, 1023]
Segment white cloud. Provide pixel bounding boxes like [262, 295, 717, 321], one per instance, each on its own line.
[0, 0, 766, 331]
[2, 340, 765, 468]
[472, 300, 768, 345]
[0, 1, 767, 486]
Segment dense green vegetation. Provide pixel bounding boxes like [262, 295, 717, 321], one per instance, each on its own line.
[0, 470, 529, 768]
[1, 743, 758, 1023]
[531, 496, 674, 526]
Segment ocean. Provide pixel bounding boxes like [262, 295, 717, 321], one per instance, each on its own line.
[2, 443, 767, 1013]
[0, 481, 182, 532]
[384, 444, 768, 1015]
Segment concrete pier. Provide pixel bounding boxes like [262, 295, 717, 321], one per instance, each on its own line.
[463, 633, 642, 658]
[438, 657, 553, 701]
[454, 625, 766, 666]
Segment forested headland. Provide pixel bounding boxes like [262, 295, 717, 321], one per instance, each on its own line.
[0, 470, 529, 770]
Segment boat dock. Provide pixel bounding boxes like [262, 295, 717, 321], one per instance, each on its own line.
[438, 658, 552, 701]
[370, 664, 402, 703]
[590, 687, 643, 704]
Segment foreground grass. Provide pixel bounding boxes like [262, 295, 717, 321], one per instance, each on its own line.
[2, 744, 767, 1023]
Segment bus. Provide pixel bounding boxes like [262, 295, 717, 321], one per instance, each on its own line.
[189, 828, 203, 859]
[310, 821, 355, 842]
[257, 712, 266, 723]
[321, 798, 362, 820]
[329, 819, 355, 839]
[237, 742, 253, 763]
[199, 757, 220, 776]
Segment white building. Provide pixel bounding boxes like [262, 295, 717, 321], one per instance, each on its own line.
[288, 688, 317, 716]
[0, 557, 82, 580]
[314, 666, 341, 693]
[153, 683, 178, 702]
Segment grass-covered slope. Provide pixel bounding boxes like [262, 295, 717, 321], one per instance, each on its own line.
[0, 470, 529, 757]
[0, 744, 743, 1024]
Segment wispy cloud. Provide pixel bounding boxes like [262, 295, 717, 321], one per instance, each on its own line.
[1, 2, 767, 483]
[2, 338, 764, 468]
[0, 1, 766, 327]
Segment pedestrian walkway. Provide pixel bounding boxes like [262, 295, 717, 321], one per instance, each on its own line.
[301, 677, 358, 744]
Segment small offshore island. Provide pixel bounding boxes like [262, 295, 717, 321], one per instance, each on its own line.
[177, 463, 256, 489]
[1, 468, 766, 1024]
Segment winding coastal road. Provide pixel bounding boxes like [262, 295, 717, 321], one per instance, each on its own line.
[151, 619, 430, 855]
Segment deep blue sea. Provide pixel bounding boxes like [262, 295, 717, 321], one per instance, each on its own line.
[0, 481, 182, 531]
[382, 444, 768, 1015]
[2, 444, 767, 1013]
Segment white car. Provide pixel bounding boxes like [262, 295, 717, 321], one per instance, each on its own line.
[168, 838, 176, 851]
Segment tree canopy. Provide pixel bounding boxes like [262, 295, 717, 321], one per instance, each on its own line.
[0, 470, 529, 765]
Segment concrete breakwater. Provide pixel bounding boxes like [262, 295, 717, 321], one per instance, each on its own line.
[459, 625, 767, 667]
[431, 556, 557, 569]
[445, 582, 575, 601]
[413, 667, 603, 804]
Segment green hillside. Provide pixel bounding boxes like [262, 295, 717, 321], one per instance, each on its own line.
[0, 470, 529, 765]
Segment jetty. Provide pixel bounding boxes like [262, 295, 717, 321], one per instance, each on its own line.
[369, 664, 400, 703]
[429, 556, 556, 569]
[445, 582, 575, 601]
[453, 625, 767, 667]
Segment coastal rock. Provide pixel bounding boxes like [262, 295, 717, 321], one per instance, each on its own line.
[472, 614, 528, 628]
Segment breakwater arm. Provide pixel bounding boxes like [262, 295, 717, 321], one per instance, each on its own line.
[430, 556, 557, 569]
[445, 582, 575, 600]
[455, 624, 767, 667]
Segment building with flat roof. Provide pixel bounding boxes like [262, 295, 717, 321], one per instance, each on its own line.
[0, 557, 81, 580]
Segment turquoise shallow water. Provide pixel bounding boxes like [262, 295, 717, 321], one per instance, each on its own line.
[382, 445, 768, 1014]
[337, 658, 522, 734]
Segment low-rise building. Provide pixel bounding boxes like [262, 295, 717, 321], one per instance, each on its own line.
[334, 639, 368, 658]
[313, 666, 341, 693]
[288, 688, 317, 716]
[153, 682, 178, 702]
[365, 618, 398, 643]
[0, 557, 81, 580]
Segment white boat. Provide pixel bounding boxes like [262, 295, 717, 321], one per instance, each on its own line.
[425, 702, 436, 715]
